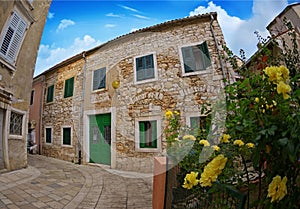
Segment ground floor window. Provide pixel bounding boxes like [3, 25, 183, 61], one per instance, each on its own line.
[62, 127, 72, 146]
[135, 116, 161, 152]
[45, 127, 52, 144]
[9, 111, 23, 135]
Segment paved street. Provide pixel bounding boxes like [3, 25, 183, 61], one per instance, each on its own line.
[0, 155, 153, 209]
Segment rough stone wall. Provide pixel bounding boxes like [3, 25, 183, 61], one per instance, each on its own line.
[84, 17, 229, 173]
[0, 0, 51, 171]
[42, 59, 84, 163]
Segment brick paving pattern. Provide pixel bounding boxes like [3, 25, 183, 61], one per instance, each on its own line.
[0, 155, 152, 209]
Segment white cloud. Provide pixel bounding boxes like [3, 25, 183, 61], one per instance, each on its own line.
[34, 35, 101, 76]
[105, 24, 116, 28]
[189, 0, 288, 58]
[48, 12, 54, 19]
[106, 13, 121, 18]
[130, 28, 139, 33]
[56, 19, 75, 32]
[119, 5, 140, 13]
[133, 14, 150, 20]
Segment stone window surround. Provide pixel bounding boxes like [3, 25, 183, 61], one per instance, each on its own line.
[185, 112, 208, 128]
[133, 52, 158, 85]
[135, 115, 161, 153]
[44, 126, 53, 145]
[61, 125, 72, 147]
[179, 41, 213, 77]
[0, 5, 32, 71]
[8, 107, 26, 140]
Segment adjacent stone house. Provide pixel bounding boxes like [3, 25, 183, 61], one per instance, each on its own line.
[33, 12, 234, 173]
[0, 0, 51, 172]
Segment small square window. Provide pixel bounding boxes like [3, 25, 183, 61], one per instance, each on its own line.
[9, 111, 23, 135]
[62, 127, 71, 146]
[93, 67, 106, 91]
[181, 41, 211, 74]
[135, 54, 155, 82]
[64, 77, 74, 98]
[189, 115, 211, 135]
[45, 127, 52, 144]
[46, 85, 54, 103]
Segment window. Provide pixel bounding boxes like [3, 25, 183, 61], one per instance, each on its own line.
[0, 10, 28, 65]
[62, 127, 71, 146]
[181, 41, 211, 74]
[9, 111, 23, 135]
[93, 67, 106, 91]
[135, 54, 155, 82]
[30, 90, 34, 105]
[45, 127, 52, 144]
[189, 115, 211, 135]
[64, 77, 74, 98]
[139, 120, 157, 149]
[46, 85, 54, 103]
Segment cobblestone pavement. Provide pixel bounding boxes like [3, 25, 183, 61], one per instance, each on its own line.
[0, 155, 153, 209]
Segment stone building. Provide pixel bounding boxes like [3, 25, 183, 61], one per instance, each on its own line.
[0, 0, 51, 172]
[33, 12, 234, 173]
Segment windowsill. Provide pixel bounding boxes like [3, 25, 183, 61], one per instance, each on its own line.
[45, 142, 52, 145]
[92, 88, 107, 93]
[135, 147, 160, 153]
[0, 57, 16, 72]
[182, 68, 212, 77]
[8, 135, 23, 140]
[45, 101, 54, 105]
[135, 77, 158, 85]
[62, 144, 72, 148]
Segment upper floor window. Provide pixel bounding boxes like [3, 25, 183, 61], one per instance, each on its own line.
[0, 10, 28, 66]
[64, 77, 74, 98]
[93, 67, 106, 91]
[30, 90, 34, 105]
[135, 54, 156, 83]
[181, 41, 211, 75]
[46, 85, 54, 103]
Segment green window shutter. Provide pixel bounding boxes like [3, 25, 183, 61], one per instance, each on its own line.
[64, 77, 74, 98]
[93, 68, 106, 91]
[139, 121, 146, 148]
[200, 41, 211, 69]
[46, 128, 52, 143]
[150, 120, 157, 148]
[63, 127, 71, 145]
[182, 47, 195, 73]
[47, 85, 54, 103]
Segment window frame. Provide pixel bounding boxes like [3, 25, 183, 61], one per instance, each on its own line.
[134, 53, 157, 84]
[8, 108, 26, 139]
[0, 9, 29, 70]
[92, 67, 106, 92]
[30, 89, 34, 105]
[135, 116, 161, 152]
[45, 126, 53, 144]
[46, 84, 55, 103]
[64, 77, 74, 98]
[61, 126, 72, 147]
[179, 41, 212, 76]
[185, 113, 211, 136]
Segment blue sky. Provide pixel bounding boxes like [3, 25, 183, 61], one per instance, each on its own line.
[35, 0, 297, 76]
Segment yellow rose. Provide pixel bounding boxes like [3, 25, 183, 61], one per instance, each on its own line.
[165, 110, 173, 119]
[267, 175, 287, 203]
[182, 172, 199, 189]
[255, 97, 260, 103]
[233, 139, 245, 147]
[279, 65, 289, 81]
[277, 81, 291, 100]
[199, 139, 210, 146]
[212, 145, 220, 151]
[246, 143, 255, 148]
[220, 134, 231, 143]
[183, 135, 196, 141]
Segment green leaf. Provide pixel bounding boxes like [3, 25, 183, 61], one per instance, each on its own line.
[278, 138, 288, 146]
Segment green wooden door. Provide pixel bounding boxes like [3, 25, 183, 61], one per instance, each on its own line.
[89, 113, 111, 165]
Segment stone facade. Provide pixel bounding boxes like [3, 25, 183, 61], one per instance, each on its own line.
[0, 0, 51, 171]
[33, 12, 234, 173]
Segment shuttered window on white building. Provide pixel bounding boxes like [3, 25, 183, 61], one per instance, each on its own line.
[0, 11, 28, 66]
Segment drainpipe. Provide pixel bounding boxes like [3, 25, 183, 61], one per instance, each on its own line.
[210, 14, 228, 86]
[38, 75, 45, 155]
[78, 51, 87, 164]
